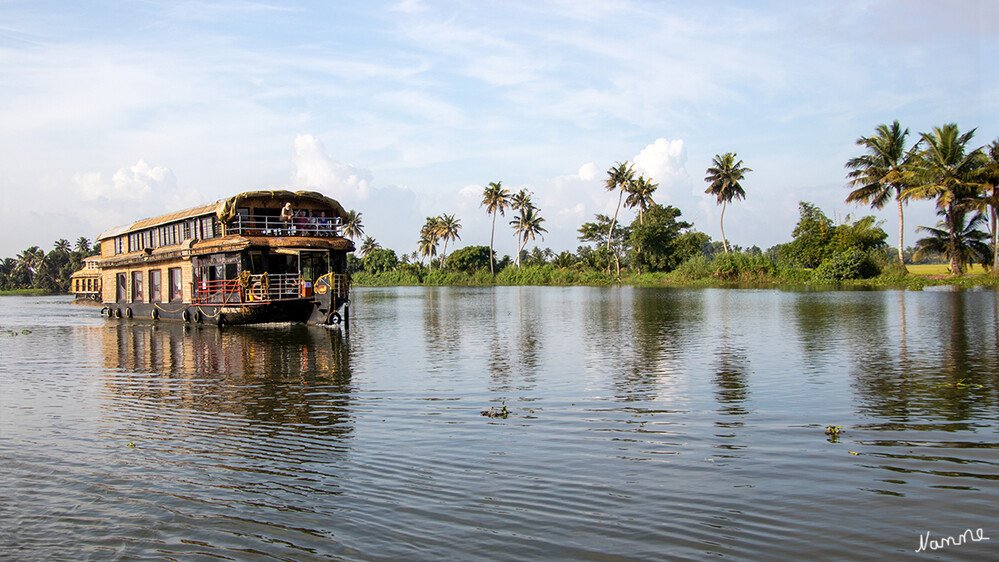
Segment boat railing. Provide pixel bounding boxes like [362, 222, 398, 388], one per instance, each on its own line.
[193, 273, 306, 304]
[226, 213, 344, 237]
[328, 273, 349, 300]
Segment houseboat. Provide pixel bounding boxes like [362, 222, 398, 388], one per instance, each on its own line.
[70, 256, 102, 301]
[77, 190, 355, 326]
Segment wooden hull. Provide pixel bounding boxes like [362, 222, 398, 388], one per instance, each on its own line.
[100, 297, 344, 326]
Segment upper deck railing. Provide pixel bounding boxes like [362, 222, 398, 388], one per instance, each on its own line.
[226, 213, 344, 237]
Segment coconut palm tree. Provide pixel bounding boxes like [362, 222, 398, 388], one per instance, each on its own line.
[604, 162, 635, 252]
[626, 175, 658, 225]
[15, 246, 44, 285]
[420, 217, 442, 271]
[417, 234, 438, 271]
[481, 181, 510, 275]
[904, 124, 987, 275]
[913, 209, 991, 272]
[359, 236, 380, 258]
[53, 239, 71, 253]
[511, 206, 547, 266]
[509, 190, 534, 266]
[704, 152, 752, 254]
[75, 237, 91, 254]
[845, 121, 913, 271]
[342, 210, 364, 241]
[981, 139, 999, 274]
[437, 213, 462, 266]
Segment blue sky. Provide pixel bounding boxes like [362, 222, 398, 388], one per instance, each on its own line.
[2, 0, 997, 260]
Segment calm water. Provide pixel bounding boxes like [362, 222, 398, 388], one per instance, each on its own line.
[1, 287, 997, 560]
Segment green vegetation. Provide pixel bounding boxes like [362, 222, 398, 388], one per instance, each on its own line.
[0, 238, 99, 294]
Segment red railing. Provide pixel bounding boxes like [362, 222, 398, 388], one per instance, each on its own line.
[192, 273, 349, 304]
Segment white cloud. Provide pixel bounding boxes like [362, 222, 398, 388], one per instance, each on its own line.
[291, 134, 372, 202]
[76, 160, 176, 202]
[578, 162, 599, 181]
[633, 138, 690, 201]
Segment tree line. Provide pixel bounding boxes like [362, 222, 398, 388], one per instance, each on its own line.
[0, 238, 99, 292]
[344, 121, 998, 285]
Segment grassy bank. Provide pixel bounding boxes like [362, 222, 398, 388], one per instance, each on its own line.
[0, 289, 59, 296]
[350, 262, 999, 290]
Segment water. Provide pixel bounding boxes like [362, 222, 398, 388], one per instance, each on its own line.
[1, 287, 997, 560]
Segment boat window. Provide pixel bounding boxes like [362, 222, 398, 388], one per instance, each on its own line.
[131, 271, 144, 303]
[116, 273, 127, 302]
[168, 268, 182, 302]
[149, 269, 161, 302]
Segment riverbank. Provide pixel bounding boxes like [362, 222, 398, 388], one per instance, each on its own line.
[350, 264, 999, 290]
[0, 289, 58, 296]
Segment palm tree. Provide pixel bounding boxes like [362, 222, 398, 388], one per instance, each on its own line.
[913, 209, 991, 272]
[75, 237, 91, 254]
[418, 235, 438, 271]
[342, 210, 364, 241]
[53, 239, 71, 253]
[511, 206, 547, 265]
[420, 217, 442, 271]
[625, 175, 658, 224]
[704, 152, 752, 253]
[509, 190, 534, 266]
[981, 139, 999, 274]
[437, 213, 462, 266]
[481, 181, 510, 275]
[845, 121, 913, 271]
[359, 236, 380, 257]
[904, 124, 987, 275]
[604, 162, 635, 252]
[15, 246, 44, 285]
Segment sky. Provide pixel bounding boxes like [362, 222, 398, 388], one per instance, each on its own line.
[2, 0, 997, 260]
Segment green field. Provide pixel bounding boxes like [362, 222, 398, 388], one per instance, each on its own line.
[908, 263, 987, 276]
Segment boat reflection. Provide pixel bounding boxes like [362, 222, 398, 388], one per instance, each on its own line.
[99, 322, 353, 435]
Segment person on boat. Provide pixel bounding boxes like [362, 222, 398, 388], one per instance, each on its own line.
[280, 202, 294, 234]
[317, 212, 332, 236]
[295, 210, 309, 235]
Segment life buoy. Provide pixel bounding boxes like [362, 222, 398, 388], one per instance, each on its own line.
[193, 310, 203, 324]
[100, 306, 109, 317]
[114, 308, 122, 318]
[327, 311, 342, 325]
[182, 309, 191, 323]
[124, 307, 132, 319]
[151, 309, 159, 320]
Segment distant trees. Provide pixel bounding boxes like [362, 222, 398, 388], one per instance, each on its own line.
[773, 201, 888, 278]
[446, 245, 493, 272]
[1, 240, 98, 292]
[628, 204, 697, 273]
